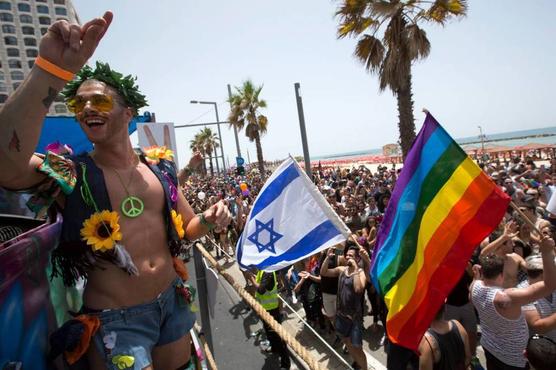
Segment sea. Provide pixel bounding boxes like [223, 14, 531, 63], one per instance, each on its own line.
[313, 126, 556, 160]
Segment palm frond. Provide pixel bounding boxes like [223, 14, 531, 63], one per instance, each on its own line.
[426, 0, 467, 25]
[369, 1, 401, 18]
[383, 12, 405, 48]
[354, 34, 385, 73]
[338, 16, 377, 39]
[258, 115, 268, 133]
[335, 0, 368, 18]
[406, 24, 430, 60]
[245, 123, 258, 141]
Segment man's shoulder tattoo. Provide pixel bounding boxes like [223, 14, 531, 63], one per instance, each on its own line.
[8, 129, 20, 152]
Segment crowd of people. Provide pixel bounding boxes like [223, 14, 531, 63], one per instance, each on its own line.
[0, 8, 554, 369]
[183, 154, 556, 370]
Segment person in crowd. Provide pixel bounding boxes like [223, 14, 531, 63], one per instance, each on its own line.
[0, 12, 231, 369]
[319, 245, 344, 343]
[251, 269, 291, 369]
[519, 255, 556, 341]
[444, 264, 481, 368]
[321, 241, 370, 370]
[471, 234, 556, 370]
[293, 254, 325, 332]
[417, 303, 471, 370]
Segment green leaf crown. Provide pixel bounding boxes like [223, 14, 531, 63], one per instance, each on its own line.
[61, 61, 147, 115]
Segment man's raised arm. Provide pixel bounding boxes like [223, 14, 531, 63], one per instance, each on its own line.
[0, 11, 112, 190]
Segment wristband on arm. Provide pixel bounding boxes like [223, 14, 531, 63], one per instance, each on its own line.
[34, 56, 75, 81]
[197, 213, 216, 230]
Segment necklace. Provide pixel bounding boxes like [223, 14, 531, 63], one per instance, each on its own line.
[111, 158, 144, 218]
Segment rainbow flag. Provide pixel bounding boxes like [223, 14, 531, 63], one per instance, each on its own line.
[370, 113, 510, 351]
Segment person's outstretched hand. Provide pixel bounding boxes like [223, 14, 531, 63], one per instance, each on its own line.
[203, 200, 232, 232]
[39, 11, 113, 73]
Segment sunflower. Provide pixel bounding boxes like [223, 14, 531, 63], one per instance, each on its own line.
[171, 210, 185, 239]
[80, 210, 122, 252]
[144, 146, 174, 164]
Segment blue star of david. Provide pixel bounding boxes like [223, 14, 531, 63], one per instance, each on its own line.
[247, 219, 283, 254]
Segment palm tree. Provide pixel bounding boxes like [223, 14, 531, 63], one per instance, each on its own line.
[336, 0, 467, 158]
[189, 133, 207, 176]
[197, 127, 220, 176]
[228, 80, 268, 175]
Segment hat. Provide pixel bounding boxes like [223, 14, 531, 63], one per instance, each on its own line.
[526, 255, 543, 270]
[521, 194, 536, 205]
[491, 172, 499, 178]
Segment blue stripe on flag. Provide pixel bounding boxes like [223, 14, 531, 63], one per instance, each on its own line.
[256, 220, 340, 268]
[370, 128, 452, 291]
[250, 163, 300, 219]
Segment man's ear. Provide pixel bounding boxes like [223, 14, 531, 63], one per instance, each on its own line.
[124, 107, 134, 126]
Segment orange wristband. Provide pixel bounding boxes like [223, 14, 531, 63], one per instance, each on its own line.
[34, 56, 75, 81]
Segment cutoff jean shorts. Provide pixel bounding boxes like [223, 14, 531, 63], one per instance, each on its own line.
[84, 277, 196, 370]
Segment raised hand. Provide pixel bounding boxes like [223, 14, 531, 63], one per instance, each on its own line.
[540, 235, 555, 254]
[504, 220, 519, 239]
[203, 199, 232, 231]
[359, 248, 371, 266]
[39, 11, 113, 73]
[188, 151, 204, 170]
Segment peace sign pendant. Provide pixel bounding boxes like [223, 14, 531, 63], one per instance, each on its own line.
[121, 196, 144, 218]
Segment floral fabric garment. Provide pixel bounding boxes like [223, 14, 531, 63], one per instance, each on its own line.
[27, 152, 77, 217]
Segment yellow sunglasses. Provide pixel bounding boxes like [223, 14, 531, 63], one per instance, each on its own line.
[67, 94, 114, 114]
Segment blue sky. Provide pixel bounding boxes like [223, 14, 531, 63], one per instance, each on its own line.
[73, 1, 556, 167]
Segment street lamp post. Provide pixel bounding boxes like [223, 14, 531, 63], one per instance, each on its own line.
[190, 101, 226, 172]
[478, 125, 486, 162]
[294, 83, 312, 178]
[227, 84, 242, 159]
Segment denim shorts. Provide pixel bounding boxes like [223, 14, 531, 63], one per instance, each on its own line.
[335, 313, 363, 347]
[84, 278, 196, 370]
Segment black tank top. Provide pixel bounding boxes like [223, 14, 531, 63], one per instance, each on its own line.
[427, 321, 466, 370]
[319, 254, 339, 294]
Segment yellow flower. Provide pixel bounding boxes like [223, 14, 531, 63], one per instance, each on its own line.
[112, 355, 134, 369]
[80, 210, 122, 252]
[144, 146, 174, 164]
[171, 210, 185, 239]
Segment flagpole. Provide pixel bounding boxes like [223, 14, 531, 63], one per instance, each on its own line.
[509, 201, 542, 235]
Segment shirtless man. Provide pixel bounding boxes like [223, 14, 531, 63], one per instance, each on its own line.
[0, 11, 231, 370]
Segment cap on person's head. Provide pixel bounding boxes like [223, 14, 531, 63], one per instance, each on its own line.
[525, 255, 543, 271]
[527, 188, 539, 196]
[521, 194, 537, 206]
[491, 171, 499, 179]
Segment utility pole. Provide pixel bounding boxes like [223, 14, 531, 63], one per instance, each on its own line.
[478, 125, 486, 162]
[294, 82, 311, 178]
[227, 84, 242, 159]
[192, 245, 213, 353]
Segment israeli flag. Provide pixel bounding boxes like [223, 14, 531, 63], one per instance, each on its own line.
[237, 157, 350, 272]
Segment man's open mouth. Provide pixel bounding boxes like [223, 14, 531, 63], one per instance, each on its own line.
[85, 118, 105, 127]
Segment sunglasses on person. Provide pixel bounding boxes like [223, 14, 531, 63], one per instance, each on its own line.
[67, 94, 114, 114]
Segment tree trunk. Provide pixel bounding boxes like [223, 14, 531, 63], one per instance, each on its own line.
[254, 131, 265, 176]
[208, 154, 214, 176]
[396, 72, 417, 160]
